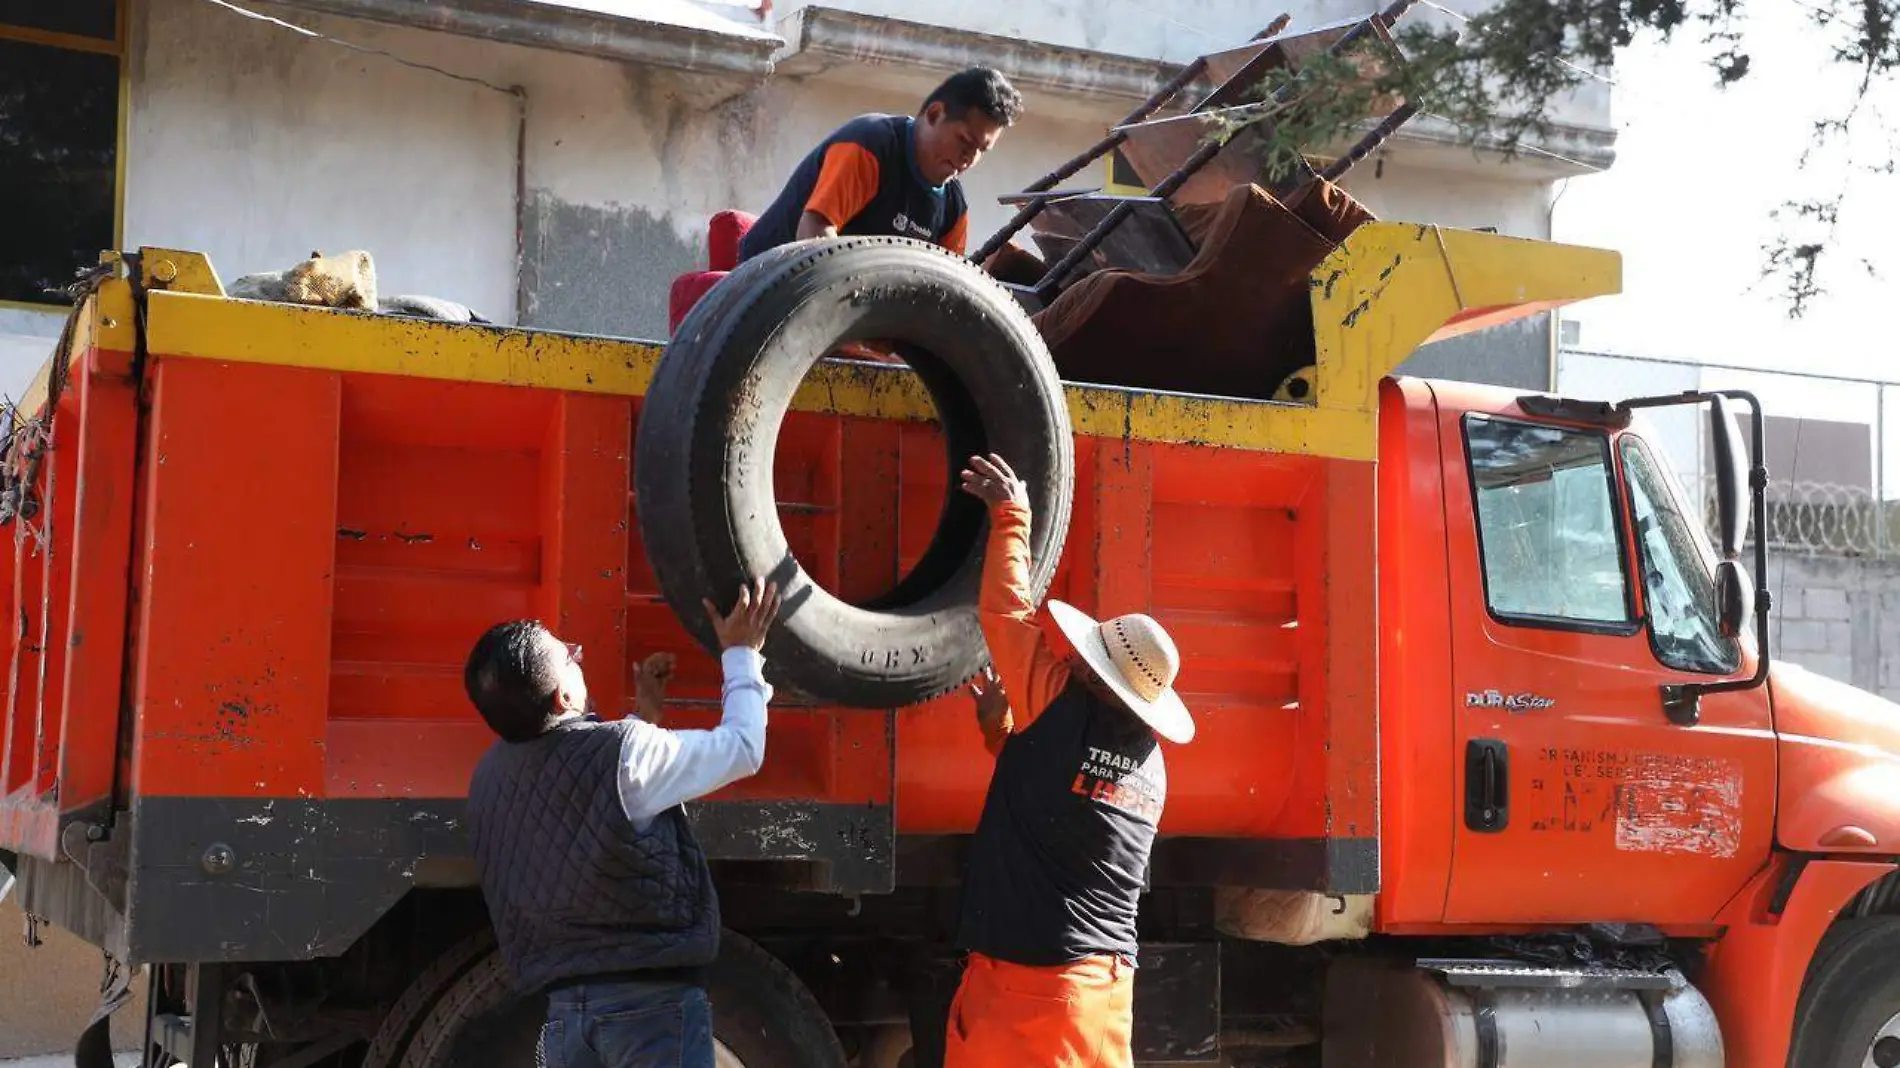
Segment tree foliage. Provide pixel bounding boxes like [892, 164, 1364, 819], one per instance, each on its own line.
[1241, 0, 1898, 316]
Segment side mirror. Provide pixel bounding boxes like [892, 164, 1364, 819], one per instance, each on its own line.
[1715, 559, 1752, 639]
[1709, 395, 1750, 560]
[1618, 387, 1768, 727]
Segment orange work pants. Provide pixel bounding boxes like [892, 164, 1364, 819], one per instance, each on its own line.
[942, 952, 1134, 1068]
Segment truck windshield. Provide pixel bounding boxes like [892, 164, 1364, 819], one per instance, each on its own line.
[1620, 437, 1741, 675]
[1466, 416, 1632, 628]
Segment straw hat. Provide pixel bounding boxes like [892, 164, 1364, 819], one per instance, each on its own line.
[1046, 600, 1195, 744]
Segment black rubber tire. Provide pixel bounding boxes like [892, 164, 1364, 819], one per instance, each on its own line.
[1788, 916, 1900, 1067]
[395, 929, 847, 1068]
[637, 236, 1074, 709]
[361, 928, 498, 1068]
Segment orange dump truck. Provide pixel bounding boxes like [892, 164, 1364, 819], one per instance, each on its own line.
[2, 225, 1898, 1068]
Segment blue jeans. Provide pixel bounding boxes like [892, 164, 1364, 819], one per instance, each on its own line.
[539, 978, 714, 1068]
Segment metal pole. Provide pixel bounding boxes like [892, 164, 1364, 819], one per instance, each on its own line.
[1878, 386, 1887, 558]
[1320, 101, 1418, 182]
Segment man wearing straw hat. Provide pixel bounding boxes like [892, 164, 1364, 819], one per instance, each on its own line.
[944, 453, 1196, 1068]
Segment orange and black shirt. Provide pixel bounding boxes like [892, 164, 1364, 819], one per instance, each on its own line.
[953, 501, 1165, 967]
[739, 114, 970, 262]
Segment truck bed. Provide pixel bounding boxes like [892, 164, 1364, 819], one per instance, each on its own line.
[0, 228, 1618, 963]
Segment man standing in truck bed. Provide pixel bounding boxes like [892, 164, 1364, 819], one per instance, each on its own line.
[737, 67, 1023, 263]
[948, 454, 1197, 1068]
[463, 579, 781, 1068]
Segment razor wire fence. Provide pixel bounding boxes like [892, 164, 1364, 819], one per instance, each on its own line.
[1704, 478, 1900, 560]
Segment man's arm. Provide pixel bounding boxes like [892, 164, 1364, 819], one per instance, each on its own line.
[796, 212, 839, 242]
[800, 142, 880, 240]
[617, 580, 782, 827]
[617, 646, 771, 827]
[940, 212, 969, 257]
[962, 455, 1070, 748]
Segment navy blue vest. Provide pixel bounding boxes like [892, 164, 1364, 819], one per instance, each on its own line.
[467, 718, 720, 994]
[741, 114, 968, 261]
[955, 681, 1165, 966]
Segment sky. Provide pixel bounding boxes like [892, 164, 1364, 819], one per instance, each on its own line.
[1551, 0, 1899, 380]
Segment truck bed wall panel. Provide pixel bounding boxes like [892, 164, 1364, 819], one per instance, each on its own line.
[5, 311, 1383, 960]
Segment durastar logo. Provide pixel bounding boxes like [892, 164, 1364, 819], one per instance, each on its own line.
[1466, 689, 1557, 712]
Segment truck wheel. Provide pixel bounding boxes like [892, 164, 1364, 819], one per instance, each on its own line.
[1789, 916, 1900, 1067]
[361, 929, 497, 1068]
[637, 235, 1074, 709]
[396, 929, 846, 1068]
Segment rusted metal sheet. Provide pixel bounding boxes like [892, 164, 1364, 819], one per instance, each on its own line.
[123, 796, 894, 962]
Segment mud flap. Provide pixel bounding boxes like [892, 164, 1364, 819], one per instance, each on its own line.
[75, 952, 135, 1068]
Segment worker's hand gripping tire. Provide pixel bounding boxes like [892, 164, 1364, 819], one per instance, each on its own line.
[636, 236, 1073, 708]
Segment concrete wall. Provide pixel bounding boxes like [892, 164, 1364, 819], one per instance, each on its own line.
[0, 0, 1591, 384]
[1767, 553, 1900, 700]
[111, 0, 1573, 356]
[779, 0, 1336, 67]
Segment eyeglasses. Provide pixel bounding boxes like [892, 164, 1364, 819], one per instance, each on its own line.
[564, 642, 584, 665]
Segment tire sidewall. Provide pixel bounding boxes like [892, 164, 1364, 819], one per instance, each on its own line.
[638, 237, 1074, 707]
[401, 931, 846, 1068]
[1790, 916, 1900, 1067]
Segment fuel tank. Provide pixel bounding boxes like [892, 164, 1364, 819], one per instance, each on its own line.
[1323, 957, 1724, 1068]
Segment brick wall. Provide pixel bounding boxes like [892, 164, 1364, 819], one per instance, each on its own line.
[1767, 554, 1900, 700]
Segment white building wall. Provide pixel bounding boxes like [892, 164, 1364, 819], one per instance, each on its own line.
[0, 0, 1610, 386]
[114, 0, 1585, 338]
[126, 1, 524, 320]
[768, 0, 1615, 138]
[0, 309, 62, 407]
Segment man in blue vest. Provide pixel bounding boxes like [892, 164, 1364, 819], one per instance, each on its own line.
[464, 579, 781, 1068]
[739, 67, 1024, 263]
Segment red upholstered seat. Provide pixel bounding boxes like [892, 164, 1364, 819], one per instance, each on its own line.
[668, 210, 756, 334]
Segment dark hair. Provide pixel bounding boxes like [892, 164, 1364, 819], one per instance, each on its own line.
[465, 620, 561, 743]
[923, 67, 1023, 126]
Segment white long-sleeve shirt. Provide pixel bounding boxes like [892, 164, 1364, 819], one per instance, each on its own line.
[616, 647, 772, 829]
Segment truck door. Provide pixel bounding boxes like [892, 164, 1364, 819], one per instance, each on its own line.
[1440, 402, 1776, 925]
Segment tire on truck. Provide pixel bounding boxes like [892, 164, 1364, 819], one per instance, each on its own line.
[636, 235, 1074, 709]
[393, 928, 847, 1068]
[1788, 915, 1900, 1067]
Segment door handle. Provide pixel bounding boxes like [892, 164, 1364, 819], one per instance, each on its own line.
[1465, 739, 1509, 833]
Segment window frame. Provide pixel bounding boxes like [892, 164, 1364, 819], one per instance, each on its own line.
[1617, 433, 1745, 677]
[0, 1, 129, 313]
[1461, 412, 1642, 637]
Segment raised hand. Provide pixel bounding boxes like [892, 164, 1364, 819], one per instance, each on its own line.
[634, 651, 676, 723]
[702, 578, 783, 652]
[959, 453, 1028, 509]
[969, 664, 1012, 732]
